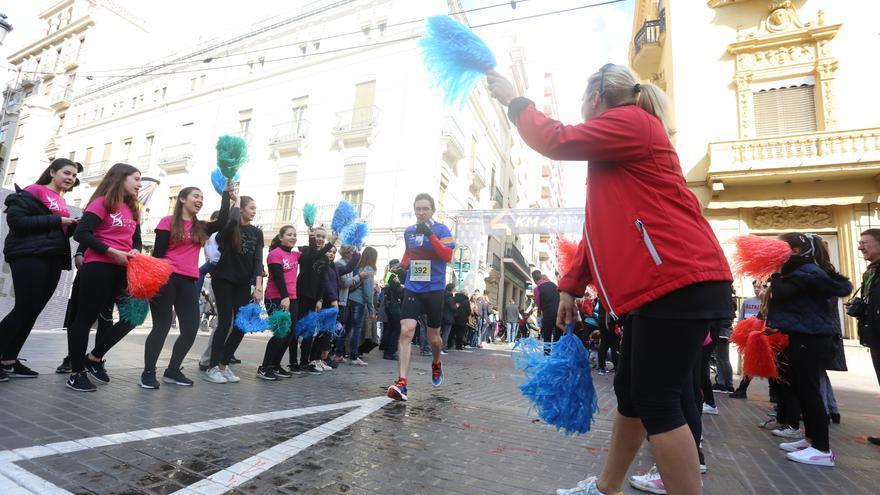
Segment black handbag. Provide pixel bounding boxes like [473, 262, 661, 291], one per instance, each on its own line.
[824, 334, 848, 372]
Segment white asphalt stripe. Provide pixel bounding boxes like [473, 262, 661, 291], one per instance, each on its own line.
[174, 396, 391, 495]
[0, 396, 391, 494]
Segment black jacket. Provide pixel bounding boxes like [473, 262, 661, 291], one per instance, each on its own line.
[766, 257, 852, 336]
[453, 292, 471, 325]
[442, 289, 456, 325]
[857, 260, 880, 349]
[295, 235, 334, 302]
[3, 185, 73, 269]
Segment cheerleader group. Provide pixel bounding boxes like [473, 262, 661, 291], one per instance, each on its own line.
[0, 159, 447, 395]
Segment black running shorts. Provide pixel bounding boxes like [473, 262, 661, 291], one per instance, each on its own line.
[401, 289, 444, 328]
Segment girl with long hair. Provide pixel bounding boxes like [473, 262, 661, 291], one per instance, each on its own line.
[139, 185, 232, 389]
[203, 195, 263, 384]
[257, 225, 302, 381]
[0, 159, 81, 381]
[766, 233, 851, 466]
[293, 226, 335, 374]
[345, 246, 377, 366]
[66, 163, 142, 392]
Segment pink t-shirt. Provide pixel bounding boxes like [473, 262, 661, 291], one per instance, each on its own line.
[25, 184, 71, 234]
[83, 197, 139, 265]
[265, 247, 301, 300]
[156, 216, 200, 278]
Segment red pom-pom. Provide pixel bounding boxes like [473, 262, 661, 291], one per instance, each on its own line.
[732, 236, 792, 283]
[743, 331, 778, 380]
[127, 255, 172, 299]
[557, 236, 579, 276]
[731, 317, 763, 351]
[766, 332, 789, 353]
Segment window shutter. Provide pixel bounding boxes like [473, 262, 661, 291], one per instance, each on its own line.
[753, 84, 817, 137]
[342, 162, 365, 190]
[277, 171, 297, 191]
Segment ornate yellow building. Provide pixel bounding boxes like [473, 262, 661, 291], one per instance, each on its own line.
[629, 0, 880, 338]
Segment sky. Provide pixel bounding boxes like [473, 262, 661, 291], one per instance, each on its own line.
[0, 0, 635, 208]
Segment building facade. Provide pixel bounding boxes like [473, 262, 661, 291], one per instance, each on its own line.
[1, 0, 563, 308]
[629, 0, 880, 337]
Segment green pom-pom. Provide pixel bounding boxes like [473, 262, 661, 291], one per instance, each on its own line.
[269, 309, 292, 339]
[117, 297, 150, 326]
[303, 202, 317, 228]
[216, 135, 249, 179]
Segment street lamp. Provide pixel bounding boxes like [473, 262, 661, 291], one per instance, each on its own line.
[0, 13, 12, 45]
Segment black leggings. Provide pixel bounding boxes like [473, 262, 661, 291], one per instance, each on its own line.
[597, 325, 619, 370]
[614, 315, 708, 436]
[700, 322, 720, 407]
[787, 333, 832, 451]
[289, 297, 318, 366]
[684, 356, 703, 462]
[262, 298, 298, 368]
[67, 262, 127, 372]
[144, 273, 200, 373]
[0, 257, 64, 360]
[209, 278, 252, 367]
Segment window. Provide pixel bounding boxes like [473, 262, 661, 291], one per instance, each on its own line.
[239, 109, 252, 135]
[161, 87, 167, 99]
[122, 138, 133, 161]
[68, 150, 76, 161]
[4, 158, 18, 186]
[144, 134, 154, 157]
[101, 142, 112, 166]
[199, 75, 206, 88]
[190, 78, 198, 91]
[352, 81, 376, 127]
[274, 171, 297, 227]
[753, 84, 817, 137]
[84, 146, 93, 165]
[292, 97, 308, 134]
[342, 190, 364, 217]
[167, 186, 181, 214]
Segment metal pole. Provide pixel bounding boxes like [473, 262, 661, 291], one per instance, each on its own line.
[457, 246, 464, 291]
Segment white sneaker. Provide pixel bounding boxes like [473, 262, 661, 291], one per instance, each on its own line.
[629, 465, 667, 494]
[440, 350, 449, 355]
[772, 426, 804, 439]
[786, 446, 835, 466]
[702, 404, 719, 415]
[349, 358, 368, 366]
[556, 476, 602, 495]
[220, 366, 240, 383]
[314, 360, 331, 371]
[203, 366, 227, 384]
[779, 438, 810, 452]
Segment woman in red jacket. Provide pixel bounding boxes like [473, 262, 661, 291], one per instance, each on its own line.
[489, 65, 733, 495]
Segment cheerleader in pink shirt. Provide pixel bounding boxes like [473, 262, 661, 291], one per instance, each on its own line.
[257, 225, 302, 381]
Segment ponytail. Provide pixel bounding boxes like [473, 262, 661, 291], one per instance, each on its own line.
[635, 83, 673, 137]
[587, 64, 674, 137]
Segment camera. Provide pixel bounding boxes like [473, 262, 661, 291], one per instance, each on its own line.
[846, 296, 867, 318]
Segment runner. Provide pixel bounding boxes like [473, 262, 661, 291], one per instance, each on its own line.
[387, 193, 455, 401]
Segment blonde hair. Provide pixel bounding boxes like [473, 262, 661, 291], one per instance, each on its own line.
[587, 64, 673, 136]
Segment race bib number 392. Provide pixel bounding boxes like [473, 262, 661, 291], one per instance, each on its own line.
[410, 260, 431, 282]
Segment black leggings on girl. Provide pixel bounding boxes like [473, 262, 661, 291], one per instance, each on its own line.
[291, 297, 318, 366]
[145, 274, 200, 373]
[67, 262, 127, 372]
[262, 298, 299, 368]
[614, 315, 707, 435]
[0, 257, 64, 360]
[209, 278, 252, 367]
[786, 333, 832, 451]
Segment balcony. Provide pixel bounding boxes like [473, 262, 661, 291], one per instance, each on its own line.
[49, 86, 74, 111]
[468, 159, 487, 194]
[492, 186, 504, 207]
[157, 143, 195, 173]
[504, 242, 531, 280]
[440, 116, 465, 162]
[707, 127, 880, 187]
[269, 119, 310, 156]
[631, 10, 665, 78]
[63, 54, 80, 71]
[332, 106, 379, 148]
[80, 160, 109, 185]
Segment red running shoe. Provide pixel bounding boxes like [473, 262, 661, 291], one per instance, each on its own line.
[431, 361, 443, 387]
[387, 377, 408, 401]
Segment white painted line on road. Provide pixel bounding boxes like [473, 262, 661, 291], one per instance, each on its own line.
[0, 396, 392, 494]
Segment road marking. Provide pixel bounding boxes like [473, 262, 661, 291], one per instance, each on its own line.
[0, 396, 392, 494]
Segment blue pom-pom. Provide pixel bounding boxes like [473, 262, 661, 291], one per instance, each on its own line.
[295, 311, 319, 339]
[316, 307, 339, 335]
[331, 201, 357, 233]
[117, 297, 149, 326]
[268, 309, 292, 339]
[420, 15, 496, 107]
[512, 328, 598, 435]
[303, 202, 317, 228]
[211, 168, 240, 195]
[340, 221, 369, 247]
[235, 303, 268, 333]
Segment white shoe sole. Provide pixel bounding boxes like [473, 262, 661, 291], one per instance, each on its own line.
[162, 377, 193, 386]
[786, 452, 834, 466]
[138, 379, 160, 389]
[203, 375, 227, 384]
[629, 479, 667, 494]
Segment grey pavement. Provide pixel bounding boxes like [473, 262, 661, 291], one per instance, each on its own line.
[0, 330, 878, 494]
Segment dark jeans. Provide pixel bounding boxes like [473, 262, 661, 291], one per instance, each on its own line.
[196, 261, 215, 294]
[346, 301, 366, 360]
[452, 323, 467, 349]
[871, 347, 880, 387]
[714, 338, 733, 388]
[67, 262, 127, 372]
[209, 278, 252, 367]
[540, 318, 558, 355]
[381, 302, 401, 356]
[787, 333, 832, 451]
[0, 257, 63, 360]
[145, 273, 200, 373]
[597, 325, 619, 370]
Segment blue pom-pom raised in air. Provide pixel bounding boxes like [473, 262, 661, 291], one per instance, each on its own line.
[211, 168, 240, 195]
[420, 15, 496, 107]
[340, 221, 369, 247]
[331, 201, 357, 233]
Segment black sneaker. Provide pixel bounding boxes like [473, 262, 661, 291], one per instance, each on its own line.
[56, 356, 72, 373]
[4, 360, 38, 378]
[288, 364, 303, 375]
[229, 356, 242, 364]
[163, 368, 194, 386]
[139, 370, 161, 389]
[257, 366, 278, 380]
[66, 372, 96, 392]
[274, 366, 292, 378]
[84, 358, 110, 384]
[305, 363, 322, 375]
[729, 389, 747, 399]
[323, 358, 338, 369]
[0, 367, 8, 382]
[198, 362, 210, 372]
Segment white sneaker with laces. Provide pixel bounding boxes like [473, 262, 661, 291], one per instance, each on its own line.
[786, 446, 835, 467]
[772, 426, 804, 439]
[629, 465, 667, 494]
[314, 360, 330, 371]
[204, 366, 228, 384]
[556, 476, 607, 495]
[220, 366, 240, 383]
[779, 438, 810, 452]
[350, 358, 368, 366]
[702, 404, 719, 415]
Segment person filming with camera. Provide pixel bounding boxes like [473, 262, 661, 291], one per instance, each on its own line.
[854, 229, 880, 445]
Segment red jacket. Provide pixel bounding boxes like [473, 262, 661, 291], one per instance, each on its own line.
[514, 102, 731, 317]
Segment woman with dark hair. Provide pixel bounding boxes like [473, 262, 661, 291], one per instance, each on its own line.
[66, 163, 142, 392]
[258, 225, 301, 381]
[204, 195, 263, 384]
[767, 233, 851, 466]
[0, 159, 80, 381]
[347, 246, 377, 366]
[139, 185, 231, 389]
